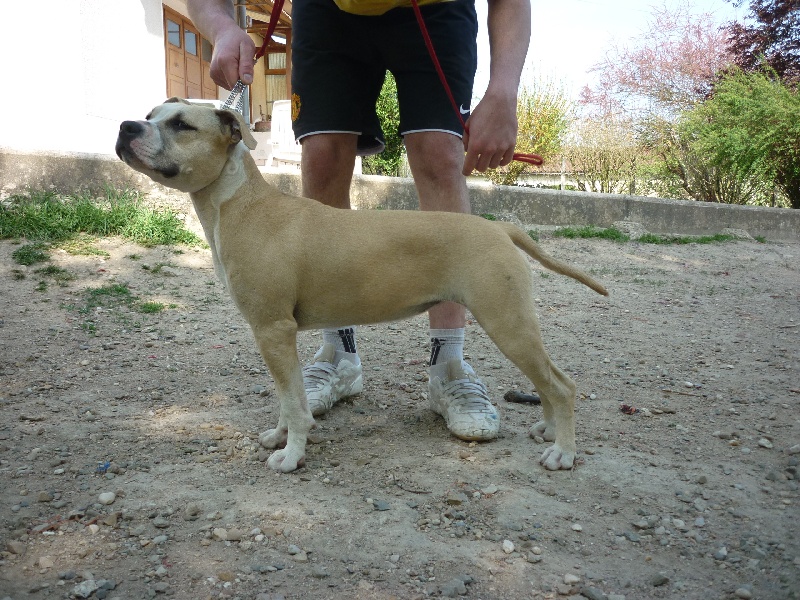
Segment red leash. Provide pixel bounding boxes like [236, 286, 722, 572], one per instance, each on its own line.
[254, 0, 286, 61]
[408, 0, 543, 167]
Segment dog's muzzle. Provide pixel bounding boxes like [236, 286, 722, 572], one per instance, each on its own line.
[115, 120, 145, 160]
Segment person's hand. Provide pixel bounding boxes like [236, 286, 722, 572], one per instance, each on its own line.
[209, 24, 256, 90]
[462, 88, 519, 175]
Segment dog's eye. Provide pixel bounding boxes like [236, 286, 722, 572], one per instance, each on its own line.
[169, 118, 197, 132]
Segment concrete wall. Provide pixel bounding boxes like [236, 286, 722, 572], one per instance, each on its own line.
[1, 149, 798, 242]
[0, 0, 167, 156]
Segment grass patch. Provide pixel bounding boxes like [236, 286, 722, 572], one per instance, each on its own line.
[139, 301, 166, 314]
[637, 233, 736, 245]
[70, 283, 169, 334]
[12, 242, 50, 265]
[0, 189, 203, 247]
[480, 213, 497, 221]
[553, 226, 630, 242]
[34, 265, 76, 286]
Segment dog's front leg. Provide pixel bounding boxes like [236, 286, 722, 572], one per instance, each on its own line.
[252, 321, 315, 473]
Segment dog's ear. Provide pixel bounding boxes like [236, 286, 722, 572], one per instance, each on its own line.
[164, 97, 191, 105]
[216, 109, 258, 150]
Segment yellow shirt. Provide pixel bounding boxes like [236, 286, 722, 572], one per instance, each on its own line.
[333, 0, 452, 16]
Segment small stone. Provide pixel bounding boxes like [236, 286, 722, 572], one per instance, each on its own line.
[571, 523, 583, 532]
[440, 578, 468, 598]
[152, 516, 170, 528]
[650, 574, 669, 587]
[372, 499, 391, 511]
[98, 492, 116, 505]
[225, 528, 244, 541]
[564, 573, 581, 585]
[73, 580, 99, 599]
[87, 524, 100, 535]
[734, 587, 753, 599]
[38, 556, 54, 569]
[38, 491, 54, 503]
[212, 527, 228, 541]
[7, 540, 26, 555]
[787, 444, 800, 455]
[446, 492, 469, 506]
[183, 503, 202, 521]
[713, 546, 728, 561]
[581, 586, 608, 600]
[502, 539, 515, 554]
[287, 544, 303, 555]
[758, 438, 773, 449]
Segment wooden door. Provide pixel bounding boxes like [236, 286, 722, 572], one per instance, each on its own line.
[163, 6, 217, 100]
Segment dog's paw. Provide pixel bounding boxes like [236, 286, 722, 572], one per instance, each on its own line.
[529, 420, 556, 442]
[539, 444, 575, 470]
[266, 447, 305, 473]
[259, 427, 287, 449]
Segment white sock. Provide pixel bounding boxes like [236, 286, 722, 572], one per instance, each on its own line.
[429, 328, 465, 380]
[322, 327, 360, 366]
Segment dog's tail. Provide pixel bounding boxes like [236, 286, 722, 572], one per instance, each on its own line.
[503, 224, 609, 296]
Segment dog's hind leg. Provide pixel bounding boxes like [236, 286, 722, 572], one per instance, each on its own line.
[253, 320, 316, 473]
[467, 266, 577, 470]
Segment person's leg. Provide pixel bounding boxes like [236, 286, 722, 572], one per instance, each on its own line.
[404, 131, 500, 441]
[291, 0, 386, 416]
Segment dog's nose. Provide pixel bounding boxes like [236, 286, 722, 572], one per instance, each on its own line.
[119, 120, 145, 140]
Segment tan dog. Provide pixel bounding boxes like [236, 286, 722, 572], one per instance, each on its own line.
[116, 99, 608, 473]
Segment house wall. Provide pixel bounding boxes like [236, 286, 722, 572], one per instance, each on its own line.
[0, 0, 168, 156]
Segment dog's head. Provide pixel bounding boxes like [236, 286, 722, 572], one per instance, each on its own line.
[115, 98, 257, 193]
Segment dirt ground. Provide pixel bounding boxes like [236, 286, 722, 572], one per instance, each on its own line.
[0, 225, 798, 600]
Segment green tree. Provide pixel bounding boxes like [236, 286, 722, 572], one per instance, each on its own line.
[362, 72, 405, 177]
[486, 83, 572, 186]
[682, 68, 800, 207]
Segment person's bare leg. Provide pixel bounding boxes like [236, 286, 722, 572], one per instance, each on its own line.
[296, 133, 364, 417]
[300, 133, 358, 208]
[405, 131, 499, 441]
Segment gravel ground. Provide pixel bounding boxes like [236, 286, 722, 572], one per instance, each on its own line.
[0, 230, 798, 600]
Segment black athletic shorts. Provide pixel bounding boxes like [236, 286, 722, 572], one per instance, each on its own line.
[291, 0, 478, 155]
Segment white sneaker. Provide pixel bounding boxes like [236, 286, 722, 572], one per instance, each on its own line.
[428, 359, 499, 441]
[303, 343, 363, 416]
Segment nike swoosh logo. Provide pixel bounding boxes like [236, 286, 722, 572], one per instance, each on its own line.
[459, 104, 470, 115]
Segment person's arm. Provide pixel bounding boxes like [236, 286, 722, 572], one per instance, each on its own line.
[187, 0, 256, 90]
[462, 0, 531, 175]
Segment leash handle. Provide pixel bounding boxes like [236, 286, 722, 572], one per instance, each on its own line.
[408, 0, 543, 167]
[222, 0, 286, 114]
[222, 80, 247, 113]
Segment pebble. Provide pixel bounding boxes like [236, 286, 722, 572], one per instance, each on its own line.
[502, 540, 515, 554]
[152, 516, 170, 528]
[564, 573, 581, 585]
[758, 438, 773, 449]
[98, 492, 116, 505]
[440, 578, 468, 598]
[734, 587, 753, 599]
[73, 580, 99, 599]
[581, 586, 608, 600]
[650, 574, 670, 587]
[183, 503, 202, 521]
[714, 546, 728, 561]
[7, 540, 26, 554]
[788, 444, 800, 455]
[572, 523, 583, 532]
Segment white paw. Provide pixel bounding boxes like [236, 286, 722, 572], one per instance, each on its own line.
[259, 428, 287, 449]
[539, 444, 575, 470]
[529, 420, 556, 442]
[266, 447, 305, 473]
